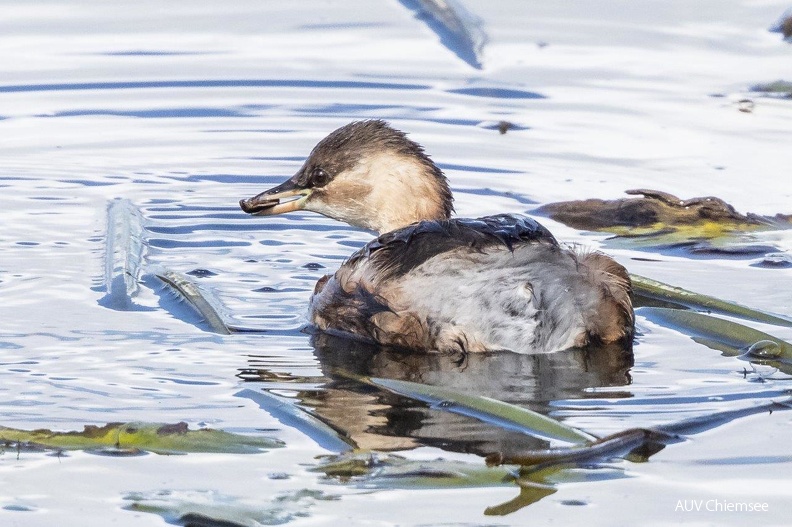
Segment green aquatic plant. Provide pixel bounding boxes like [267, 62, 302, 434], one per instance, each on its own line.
[0, 422, 282, 455]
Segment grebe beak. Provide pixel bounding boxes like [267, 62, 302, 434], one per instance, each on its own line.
[239, 178, 312, 216]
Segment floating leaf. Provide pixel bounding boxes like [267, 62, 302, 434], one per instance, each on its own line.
[0, 422, 282, 455]
[632, 274, 792, 328]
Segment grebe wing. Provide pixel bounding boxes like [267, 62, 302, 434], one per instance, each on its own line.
[348, 213, 558, 281]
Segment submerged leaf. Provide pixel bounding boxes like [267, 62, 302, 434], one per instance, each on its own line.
[0, 422, 282, 454]
[484, 482, 557, 515]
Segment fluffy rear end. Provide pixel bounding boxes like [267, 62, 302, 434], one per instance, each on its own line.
[574, 251, 634, 347]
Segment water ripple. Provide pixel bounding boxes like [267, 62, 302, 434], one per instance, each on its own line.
[0, 78, 431, 93]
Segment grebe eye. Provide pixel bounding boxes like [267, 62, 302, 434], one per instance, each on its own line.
[310, 167, 330, 187]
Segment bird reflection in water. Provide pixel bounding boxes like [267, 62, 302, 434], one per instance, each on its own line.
[240, 332, 633, 459]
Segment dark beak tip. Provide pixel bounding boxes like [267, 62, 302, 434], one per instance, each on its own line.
[239, 197, 261, 214]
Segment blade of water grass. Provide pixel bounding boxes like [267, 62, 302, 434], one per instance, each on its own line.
[631, 274, 792, 328]
[488, 396, 792, 466]
[485, 428, 677, 467]
[638, 306, 792, 363]
[359, 375, 595, 445]
[655, 397, 792, 435]
[235, 388, 355, 453]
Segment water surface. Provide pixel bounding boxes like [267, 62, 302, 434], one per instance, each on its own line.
[1, 1, 791, 525]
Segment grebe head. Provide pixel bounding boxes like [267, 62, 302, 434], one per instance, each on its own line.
[240, 120, 453, 234]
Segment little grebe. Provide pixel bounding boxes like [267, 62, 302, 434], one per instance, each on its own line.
[240, 120, 633, 353]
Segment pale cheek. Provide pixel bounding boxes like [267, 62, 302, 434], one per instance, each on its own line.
[306, 193, 375, 231]
[306, 195, 343, 218]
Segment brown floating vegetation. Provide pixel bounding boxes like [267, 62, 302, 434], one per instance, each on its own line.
[537, 189, 788, 233]
[535, 189, 791, 256]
